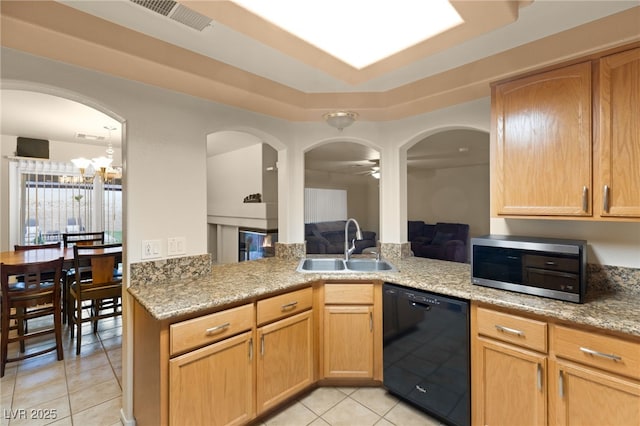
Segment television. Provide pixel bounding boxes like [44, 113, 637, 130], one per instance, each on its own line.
[17, 137, 49, 159]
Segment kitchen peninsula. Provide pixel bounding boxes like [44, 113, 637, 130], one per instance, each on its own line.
[128, 255, 640, 426]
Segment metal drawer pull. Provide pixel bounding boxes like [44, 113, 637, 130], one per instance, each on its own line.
[249, 337, 253, 361]
[281, 301, 298, 311]
[261, 334, 265, 357]
[582, 186, 588, 212]
[495, 324, 525, 337]
[603, 185, 610, 212]
[537, 363, 543, 391]
[205, 322, 230, 335]
[559, 370, 564, 398]
[579, 346, 622, 362]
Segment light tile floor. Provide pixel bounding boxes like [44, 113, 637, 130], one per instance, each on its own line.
[2, 317, 444, 426]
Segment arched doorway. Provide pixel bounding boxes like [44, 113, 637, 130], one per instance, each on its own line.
[205, 130, 279, 263]
[405, 128, 489, 260]
[304, 141, 381, 255]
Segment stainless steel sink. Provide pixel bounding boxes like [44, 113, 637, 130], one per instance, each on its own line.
[297, 257, 397, 273]
[298, 258, 346, 272]
[345, 258, 396, 271]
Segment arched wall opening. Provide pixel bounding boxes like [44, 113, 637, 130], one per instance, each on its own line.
[303, 138, 382, 255]
[205, 128, 284, 264]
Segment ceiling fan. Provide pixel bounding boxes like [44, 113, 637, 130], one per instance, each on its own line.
[353, 159, 380, 178]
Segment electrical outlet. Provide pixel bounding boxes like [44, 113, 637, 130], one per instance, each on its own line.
[142, 239, 161, 260]
[168, 237, 186, 256]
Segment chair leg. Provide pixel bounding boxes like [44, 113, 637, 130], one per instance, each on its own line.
[1, 309, 9, 377]
[92, 300, 99, 334]
[17, 308, 26, 353]
[54, 302, 63, 361]
[76, 300, 82, 355]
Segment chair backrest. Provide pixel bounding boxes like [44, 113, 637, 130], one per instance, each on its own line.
[14, 241, 62, 251]
[73, 244, 123, 289]
[63, 231, 105, 247]
[1, 257, 64, 305]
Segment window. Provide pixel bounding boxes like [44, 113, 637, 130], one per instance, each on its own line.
[9, 158, 122, 246]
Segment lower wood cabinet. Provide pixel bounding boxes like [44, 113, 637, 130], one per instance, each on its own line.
[256, 310, 313, 414]
[321, 281, 382, 381]
[169, 331, 254, 426]
[472, 305, 548, 426]
[472, 302, 640, 426]
[323, 304, 374, 378]
[549, 324, 640, 426]
[550, 359, 640, 426]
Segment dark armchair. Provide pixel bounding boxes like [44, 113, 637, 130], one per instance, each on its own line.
[408, 221, 469, 263]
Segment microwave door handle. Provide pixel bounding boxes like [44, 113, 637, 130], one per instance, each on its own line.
[527, 267, 577, 279]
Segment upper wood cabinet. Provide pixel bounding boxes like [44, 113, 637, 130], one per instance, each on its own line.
[493, 61, 593, 217]
[594, 47, 640, 219]
[492, 45, 640, 221]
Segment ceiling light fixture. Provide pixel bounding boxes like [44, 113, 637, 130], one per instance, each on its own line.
[323, 111, 358, 131]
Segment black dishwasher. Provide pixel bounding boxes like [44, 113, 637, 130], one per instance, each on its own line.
[383, 283, 470, 426]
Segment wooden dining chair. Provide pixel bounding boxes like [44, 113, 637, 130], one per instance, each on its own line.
[62, 232, 105, 323]
[14, 242, 62, 251]
[62, 231, 105, 247]
[1, 257, 65, 377]
[12, 242, 64, 328]
[68, 244, 122, 355]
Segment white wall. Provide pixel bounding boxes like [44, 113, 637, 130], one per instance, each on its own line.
[407, 164, 490, 238]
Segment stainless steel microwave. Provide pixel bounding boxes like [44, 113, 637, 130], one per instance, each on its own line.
[471, 235, 587, 303]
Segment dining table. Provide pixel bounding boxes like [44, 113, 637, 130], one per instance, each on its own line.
[0, 245, 122, 269]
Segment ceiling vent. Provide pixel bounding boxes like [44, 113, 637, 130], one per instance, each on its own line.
[76, 132, 106, 141]
[130, 0, 212, 32]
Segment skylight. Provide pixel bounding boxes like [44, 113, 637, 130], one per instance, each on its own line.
[231, 0, 464, 69]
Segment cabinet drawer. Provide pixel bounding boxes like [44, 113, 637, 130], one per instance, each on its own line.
[170, 303, 254, 356]
[324, 283, 374, 305]
[257, 287, 312, 326]
[477, 307, 547, 353]
[553, 325, 640, 380]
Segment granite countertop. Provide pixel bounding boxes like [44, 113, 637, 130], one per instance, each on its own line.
[128, 256, 640, 338]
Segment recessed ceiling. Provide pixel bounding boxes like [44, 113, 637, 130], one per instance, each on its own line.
[1, 0, 636, 122]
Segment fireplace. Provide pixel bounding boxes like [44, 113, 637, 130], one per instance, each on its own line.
[239, 228, 278, 262]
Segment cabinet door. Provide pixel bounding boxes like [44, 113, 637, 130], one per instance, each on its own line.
[169, 331, 254, 426]
[494, 62, 592, 216]
[256, 310, 314, 414]
[551, 359, 640, 426]
[474, 338, 547, 426]
[323, 305, 374, 378]
[596, 47, 640, 218]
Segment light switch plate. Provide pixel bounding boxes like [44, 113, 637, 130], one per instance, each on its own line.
[142, 239, 161, 259]
[168, 237, 186, 256]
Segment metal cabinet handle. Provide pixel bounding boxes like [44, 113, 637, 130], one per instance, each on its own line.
[281, 301, 298, 311]
[582, 186, 588, 212]
[603, 185, 610, 213]
[495, 324, 525, 337]
[537, 363, 543, 391]
[249, 337, 253, 361]
[559, 370, 564, 398]
[369, 312, 373, 332]
[580, 346, 622, 362]
[260, 334, 265, 357]
[205, 322, 230, 336]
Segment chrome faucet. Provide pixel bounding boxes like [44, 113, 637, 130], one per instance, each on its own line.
[344, 218, 363, 261]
